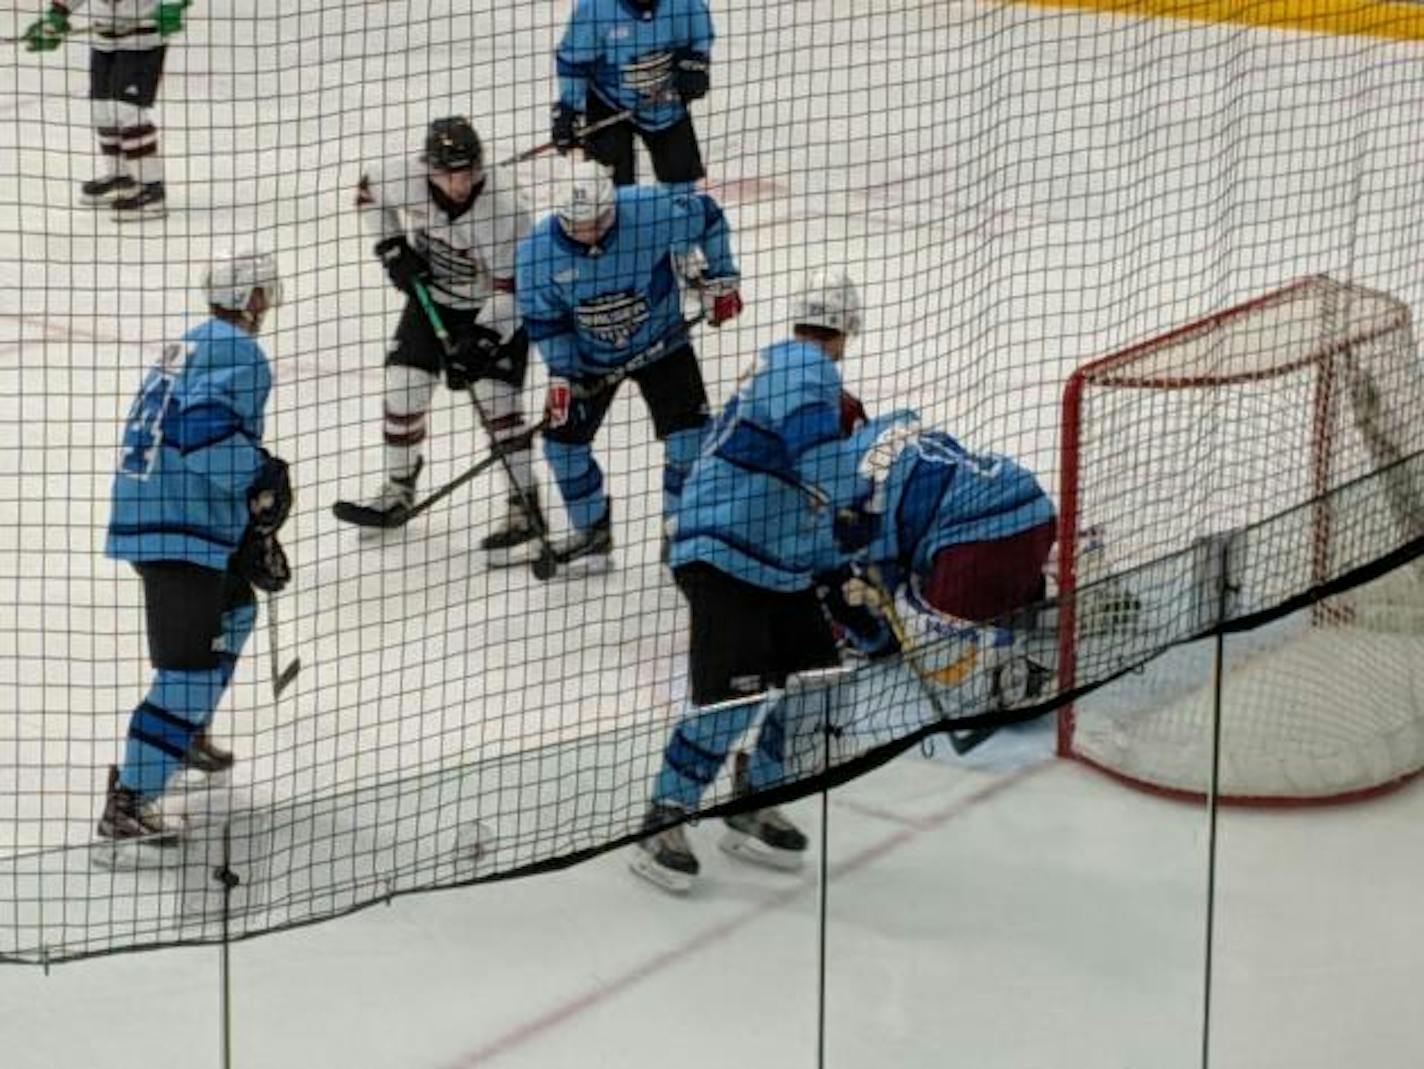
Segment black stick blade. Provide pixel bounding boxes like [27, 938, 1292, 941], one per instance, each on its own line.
[272, 658, 302, 698]
[332, 500, 408, 529]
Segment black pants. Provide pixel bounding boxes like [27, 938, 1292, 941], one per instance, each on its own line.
[135, 561, 253, 670]
[675, 563, 841, 707]
[585, 92, 705, 187]
[89, 47, 167, 106]
[387, 300, 530, 389]
[542, 343, 709, 446]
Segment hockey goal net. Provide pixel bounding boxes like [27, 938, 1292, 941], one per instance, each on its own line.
[1056, 276, 1424, 804]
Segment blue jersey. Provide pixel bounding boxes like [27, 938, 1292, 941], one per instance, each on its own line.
[801, 409, 1056, 585]
[106, 318, 272, 571]
[516, 185, 736, 378]
[669, 340, 843, 591]
[557, 0, 714, 132]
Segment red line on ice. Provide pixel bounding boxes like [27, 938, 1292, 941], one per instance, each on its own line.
[443, 760, 1049, 1067]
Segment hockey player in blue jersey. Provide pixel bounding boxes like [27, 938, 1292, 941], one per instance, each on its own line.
[629, 270, 862, 894]
[99, 249, 292, 850]
[551, 0, 714, 189]
[804, 408, 1056, 706]
[516, 159, 741, 569]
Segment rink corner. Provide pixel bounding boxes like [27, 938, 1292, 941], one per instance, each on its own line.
[1011, 0, 1424, 42]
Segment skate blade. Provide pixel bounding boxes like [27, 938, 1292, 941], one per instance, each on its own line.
[718, 829, 806, 872]
[558, 553, 615, 577]
[483, 543, 541, 569]
[90, 835, 182, 871]
[628, 849, 695, 894]
[112, 205, 168, 222]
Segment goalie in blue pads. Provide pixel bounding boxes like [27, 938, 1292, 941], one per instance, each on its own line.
[803, 407, 1057, 712]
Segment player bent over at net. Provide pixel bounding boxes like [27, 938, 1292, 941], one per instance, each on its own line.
[805, 407, 1057, 733]
[516, 158, 742, 571]
[631, 271, 862, 894]
[341, 117, 542, 565]
[99, 249, 291, 858]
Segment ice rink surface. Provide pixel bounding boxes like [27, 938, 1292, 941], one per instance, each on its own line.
[2, 0, 1424, 1063]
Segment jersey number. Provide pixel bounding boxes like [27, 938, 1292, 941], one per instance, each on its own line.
[118, 343, 189, 480]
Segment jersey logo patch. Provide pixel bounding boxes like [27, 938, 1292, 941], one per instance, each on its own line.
[576, 291, 650, 348]
[623, 50, 676, 101]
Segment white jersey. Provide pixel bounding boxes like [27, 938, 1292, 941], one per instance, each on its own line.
[357, 156, 532, 337]
[63, 0, 165, 53]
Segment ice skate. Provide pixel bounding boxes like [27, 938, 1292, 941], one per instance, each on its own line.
[182, 729, 234, 776]
[719, 753, 807, 871]
[352, 459, 422, 539]
[550, 503, 613, 574]
[111, 181, 167, 221]
[629, 803, 700, 894]
[94, 766, 180, 868]
[482, 491, 545, 567]
[79, 174, 137, 207]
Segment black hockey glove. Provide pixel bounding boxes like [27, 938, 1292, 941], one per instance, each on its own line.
[550, 103, 582, 153]
[247, 450, 292, 535]
[374, 236, 429, 295]
[445, 324, 504, 392]
[674, 49, 710, 102]
[816, 569, 899, 660]
[230, 527, 291, 593]
[833, 503, 881, 555]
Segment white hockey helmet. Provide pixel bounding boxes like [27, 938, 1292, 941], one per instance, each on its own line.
[792, 269, 862, 337]
[204, 248, 283, 313]
[557, 158, 616, 237]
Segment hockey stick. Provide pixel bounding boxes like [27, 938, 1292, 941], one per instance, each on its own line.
[266, 592, 301, 699]
[408, 278, 563, 580]
[569, 310, 708, 399]
[495, 110, 634, 167]
[860, 566, 997, 756]
[331, 420, 547, 530]
[4, 24, 97, 45]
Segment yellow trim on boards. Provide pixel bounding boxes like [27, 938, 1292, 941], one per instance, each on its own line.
[1014, 0, 1424, 42]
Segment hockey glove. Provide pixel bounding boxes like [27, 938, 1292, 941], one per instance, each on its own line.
[374, 236, 430, 296]
[840, 390, 867, 436]
[817, 569, 899, 660]
[22, 5, 70, 52]
[246, 451, 292, 535]
[550, 103, 583, 153]
[674, 49, 711, 102]
[833, 503, 881, 555]
[446, 324, 503, 392]
[702, 277, 742, 327]
[230, 528, 291, 593]
[154, 0, 190, 37]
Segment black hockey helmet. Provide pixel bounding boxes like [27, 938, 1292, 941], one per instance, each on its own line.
[424, 116, 482, 172]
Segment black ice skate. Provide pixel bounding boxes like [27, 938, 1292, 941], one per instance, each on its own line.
[79, 174, 137, 207]
[719, 753, 808, 871]
[182, 729, 234, 775]
[94, 766, 180, 867]
[111, 182, 167, 220]
[482, 491, 545, 567]
[550, 503, 613, 573]
[628, 803, 700, 894]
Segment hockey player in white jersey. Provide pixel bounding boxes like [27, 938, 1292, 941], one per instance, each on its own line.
[341, 117, 542, 563]
[23, 0, 189, 218]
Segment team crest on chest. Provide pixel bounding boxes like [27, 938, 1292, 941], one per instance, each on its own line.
[577, 291, 650, 348]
